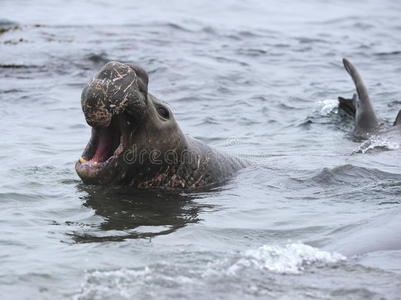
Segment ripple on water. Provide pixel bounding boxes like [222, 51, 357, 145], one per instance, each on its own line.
[311, 164, 401, 186]
[75, 243, 345, 300]
[0, 192, 44, 202]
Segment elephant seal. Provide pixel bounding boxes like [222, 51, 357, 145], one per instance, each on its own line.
[75, 61, 248, 190]
[338, 58, 401, 135]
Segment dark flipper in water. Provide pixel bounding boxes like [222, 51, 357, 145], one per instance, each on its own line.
[338, 93, 356, 116]
[340, 58, 379, 133]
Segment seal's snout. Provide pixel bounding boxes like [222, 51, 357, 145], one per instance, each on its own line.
[81, 61, 149, 127]
[81, 79, 114, 127]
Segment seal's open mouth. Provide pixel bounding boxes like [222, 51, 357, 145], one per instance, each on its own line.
[77, 117, 124, 174]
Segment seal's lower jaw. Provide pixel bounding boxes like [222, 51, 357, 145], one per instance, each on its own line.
[75, 116, 125, 184]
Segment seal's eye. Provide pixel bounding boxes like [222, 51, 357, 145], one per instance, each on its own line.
[156, 104, 169, 119]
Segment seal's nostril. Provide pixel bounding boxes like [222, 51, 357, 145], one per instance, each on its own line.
[84, 106, 113, 128]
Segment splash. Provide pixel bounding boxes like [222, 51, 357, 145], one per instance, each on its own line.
[319, 99, 338, 116]
[75, 243, 346, 299]
[355, 136, 400, 154]
[225, 243, 346, 275]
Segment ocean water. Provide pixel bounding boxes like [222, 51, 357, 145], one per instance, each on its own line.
[1, 0, 401, 299]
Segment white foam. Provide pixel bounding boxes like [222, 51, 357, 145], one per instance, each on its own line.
[319, 99, 338, 116]
[75, 243, 346, 299]
[75, 268, 151, 300]
[226, 243, 346, 275]
[75, 266, 196, 300]
[356, 136, 400, 154]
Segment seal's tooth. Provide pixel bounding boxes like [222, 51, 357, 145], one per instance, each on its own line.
[93, 161, 98, 168]
[79, 157, 86, 163]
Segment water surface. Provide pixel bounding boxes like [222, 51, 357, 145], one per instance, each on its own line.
[1, 0, 401, 299]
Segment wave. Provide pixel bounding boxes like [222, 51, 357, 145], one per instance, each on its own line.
[318, 99, 338, 116]
[327, 208, 401, 256]
[218, 243, 345, 275]
[355, 135, 400, 154]
[311, 164, 401, 186]
[75, 243, 345, 299]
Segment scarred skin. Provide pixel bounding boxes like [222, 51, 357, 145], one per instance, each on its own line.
[75, 61, 248, 190]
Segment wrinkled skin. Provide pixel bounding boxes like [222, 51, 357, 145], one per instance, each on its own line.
[75, 61, 248, 190]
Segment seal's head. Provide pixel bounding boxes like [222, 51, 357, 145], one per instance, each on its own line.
[75, 61, 187, 186]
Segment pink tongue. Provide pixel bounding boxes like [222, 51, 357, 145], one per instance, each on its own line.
[91, 130, 112, 162]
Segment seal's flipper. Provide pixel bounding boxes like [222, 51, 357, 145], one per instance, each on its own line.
[338, 93, 357, 116]
[342, 58, 379, 132]
[394, 110, 401, 126]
